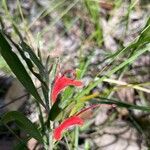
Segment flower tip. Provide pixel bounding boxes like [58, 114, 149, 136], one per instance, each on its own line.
[54, 116, 84, 141]
[51, 73, 83, 103]
[73, 80, 83, 86]
[54, 128, 62, 141]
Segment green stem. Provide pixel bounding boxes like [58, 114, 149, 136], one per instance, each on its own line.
[74, 126, 79, 150]
[64, 135, 71, 150]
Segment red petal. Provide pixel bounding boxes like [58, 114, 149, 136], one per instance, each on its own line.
[76, 104, 116, 116]
[76, 104, 101, 116]
[54, 116, 84, 141]
[52, 75, 82, 103]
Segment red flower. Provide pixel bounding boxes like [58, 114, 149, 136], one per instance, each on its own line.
[53, 106, 98, 141]
[53, 104, 116, 141]
[51, 70, 82, 103]
[54, 116, 84, 141]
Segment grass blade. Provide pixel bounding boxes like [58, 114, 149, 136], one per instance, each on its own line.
[0, 31, 45, 108]
[94, 97, 150, 112]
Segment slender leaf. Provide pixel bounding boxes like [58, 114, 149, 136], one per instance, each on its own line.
[0, 31, 45, 108]
[75, 44, 149, 99]
[94, 97, 150, 112]
[48, 99, 62, 121]
[1, 111, 43, 143]
[4, 33, 47, 88]
[85, 0, 102, 46]
[13, 140, 28, 150]
[18, 45, 47, 88]
[20, 42, 45, 74]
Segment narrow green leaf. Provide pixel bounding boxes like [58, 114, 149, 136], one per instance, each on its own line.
[76, 44, 149, 99]
[0, 31, 45, 108]
[48, 99, 62, 121]
[138, 23, 150, 44]
[13, 140, 28, 150]
[1, 111, 43, 143]
[17, 44, 47, 88]
[60, 87, 74, 108]
[94, 97, 150, 112]
[0, 16, 5, 29]
[12, 23, 24, 41]
[20, 42, 45, 74]
[4, 33, 47, 88]
[105, 17, 150, 61]
[78, 54, 93, 79]
[4, 34, 49, 113]
[85, 0, 102, 46]
[20, 42, 48, 88]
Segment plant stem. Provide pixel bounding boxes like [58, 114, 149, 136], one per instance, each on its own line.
[74, 126, 79, 150]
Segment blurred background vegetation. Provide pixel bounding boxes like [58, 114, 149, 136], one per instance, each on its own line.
[0, 0, 150, 149]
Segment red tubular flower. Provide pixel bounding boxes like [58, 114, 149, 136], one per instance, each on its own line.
[53, 105, 99, 141]
[54, 116, 84, 141]
[51, 71, 82, 103]
[53, 104, 116, 141]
